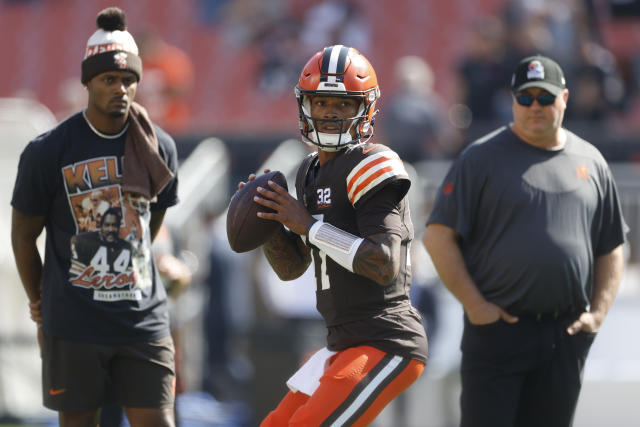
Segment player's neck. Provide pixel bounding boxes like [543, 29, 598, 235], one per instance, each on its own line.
[84, 107, 129, 137]
[317, 149, 340, 165]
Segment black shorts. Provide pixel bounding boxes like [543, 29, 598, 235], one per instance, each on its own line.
[42, 334, 175, 412]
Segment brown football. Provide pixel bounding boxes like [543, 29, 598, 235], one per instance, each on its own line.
[226, 170, 288, 253]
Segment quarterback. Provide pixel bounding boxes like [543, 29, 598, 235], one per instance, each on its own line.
[245, 45, 428, 426]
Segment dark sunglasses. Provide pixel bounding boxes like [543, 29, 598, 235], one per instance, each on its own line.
[515, 92, 556, 107]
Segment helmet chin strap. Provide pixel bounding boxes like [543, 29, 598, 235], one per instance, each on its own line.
[310, 131, 353, 151]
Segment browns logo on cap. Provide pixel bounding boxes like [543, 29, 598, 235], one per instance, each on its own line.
[511, 55, 565, 96]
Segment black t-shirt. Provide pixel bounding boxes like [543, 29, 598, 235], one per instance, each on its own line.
[428, 126, 627, 315]
[11, 112, 179, 344]
[296, 143, 428, 363]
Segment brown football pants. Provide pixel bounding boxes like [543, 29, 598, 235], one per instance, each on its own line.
[260, 345, 424, 427]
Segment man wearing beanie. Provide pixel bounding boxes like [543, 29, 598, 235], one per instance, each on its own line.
[11, 7, 178, 426]
[423, 55, 627, 426]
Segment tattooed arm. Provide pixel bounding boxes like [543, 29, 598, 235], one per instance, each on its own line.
[353, 233, 402, 286]
[254, 177, 402, 286]
[263, 224, 400, 285]
[263, 226, 312, 280]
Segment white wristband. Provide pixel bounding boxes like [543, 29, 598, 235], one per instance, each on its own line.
[308, 220, 364, 272]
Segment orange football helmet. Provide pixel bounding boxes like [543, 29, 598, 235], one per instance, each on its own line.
[296, 45, 380, 151]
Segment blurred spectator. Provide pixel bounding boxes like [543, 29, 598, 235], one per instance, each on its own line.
[255, 17, 305, 96]
[196, 0, 232, 26]
[616, 51, 640, 137]
[202, 216, 254, 404]
[299, 0, 372, 55]
[455, 16, 511, 136]
[219, 0, 290, 47]
[500, 1, 627, 125]
[566, 40, 626, 121]
[502, 0, 555, 63]
[214, 0, 304, 97]
[381, 55, 461, 161]
[154, 225, 192, 425]
[135, 30, 195, 135]
[609, 0, 640, 17]
[457, 0, 631, 145]
[503, 0, 583, 64]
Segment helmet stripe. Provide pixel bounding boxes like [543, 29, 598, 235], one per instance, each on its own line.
[334, 46, 348, 82]
[321, 48, 333, 76]
[321, 45, 349, 83]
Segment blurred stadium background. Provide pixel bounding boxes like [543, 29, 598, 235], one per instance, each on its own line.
[1, 0, 640, 426]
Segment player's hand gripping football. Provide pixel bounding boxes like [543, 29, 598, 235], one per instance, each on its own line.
[241, 170, 315, 236]
[236, 170, 275, 191]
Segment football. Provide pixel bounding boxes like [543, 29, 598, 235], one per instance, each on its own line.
[226, 170, 288, 253]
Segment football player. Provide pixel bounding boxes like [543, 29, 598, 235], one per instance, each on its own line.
[246, 45, 428, 426]
[11, 7, 178, 426]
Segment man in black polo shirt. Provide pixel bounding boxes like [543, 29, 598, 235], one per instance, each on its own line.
[423, 55, 627, 427]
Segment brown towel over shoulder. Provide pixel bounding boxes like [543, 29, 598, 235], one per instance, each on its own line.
[122, 102, 174, 200]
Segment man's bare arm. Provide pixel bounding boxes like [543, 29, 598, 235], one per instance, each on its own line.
[255, 180, 408, 286]
[149, 209, 166, 242]
[352, 232, 401, 286]
[254, 180, 405, 285]
[11, 208, 46, 303]
[567, 244, 624, 334]
[423, 222, 518, 325]
[591, 244, 625, 319]
[263, 226, 311, 280]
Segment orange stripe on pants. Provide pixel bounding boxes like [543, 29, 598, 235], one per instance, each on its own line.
[260, 346, 425, 427]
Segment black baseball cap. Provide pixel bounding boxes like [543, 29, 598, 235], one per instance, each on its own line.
[511, 55, 566, 96]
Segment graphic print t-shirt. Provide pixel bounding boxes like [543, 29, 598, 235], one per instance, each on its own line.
[11, 112, 179, 344]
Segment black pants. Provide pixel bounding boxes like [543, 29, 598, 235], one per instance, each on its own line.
[459, 313, 596, 427]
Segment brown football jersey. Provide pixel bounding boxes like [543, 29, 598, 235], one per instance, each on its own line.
[296, 142, 428, 362]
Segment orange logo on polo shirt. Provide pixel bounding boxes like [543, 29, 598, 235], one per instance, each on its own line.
[576, 165, 589, 181]
[443, 183, 454, 195]
[49, 387, 67, 396]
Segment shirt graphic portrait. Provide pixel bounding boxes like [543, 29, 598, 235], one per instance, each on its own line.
[64, 155, 153, 301]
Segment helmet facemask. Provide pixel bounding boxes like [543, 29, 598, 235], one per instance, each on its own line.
[296, 88, 378, 152]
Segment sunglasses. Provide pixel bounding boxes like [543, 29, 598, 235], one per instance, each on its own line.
[515, 92, 556, 107]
